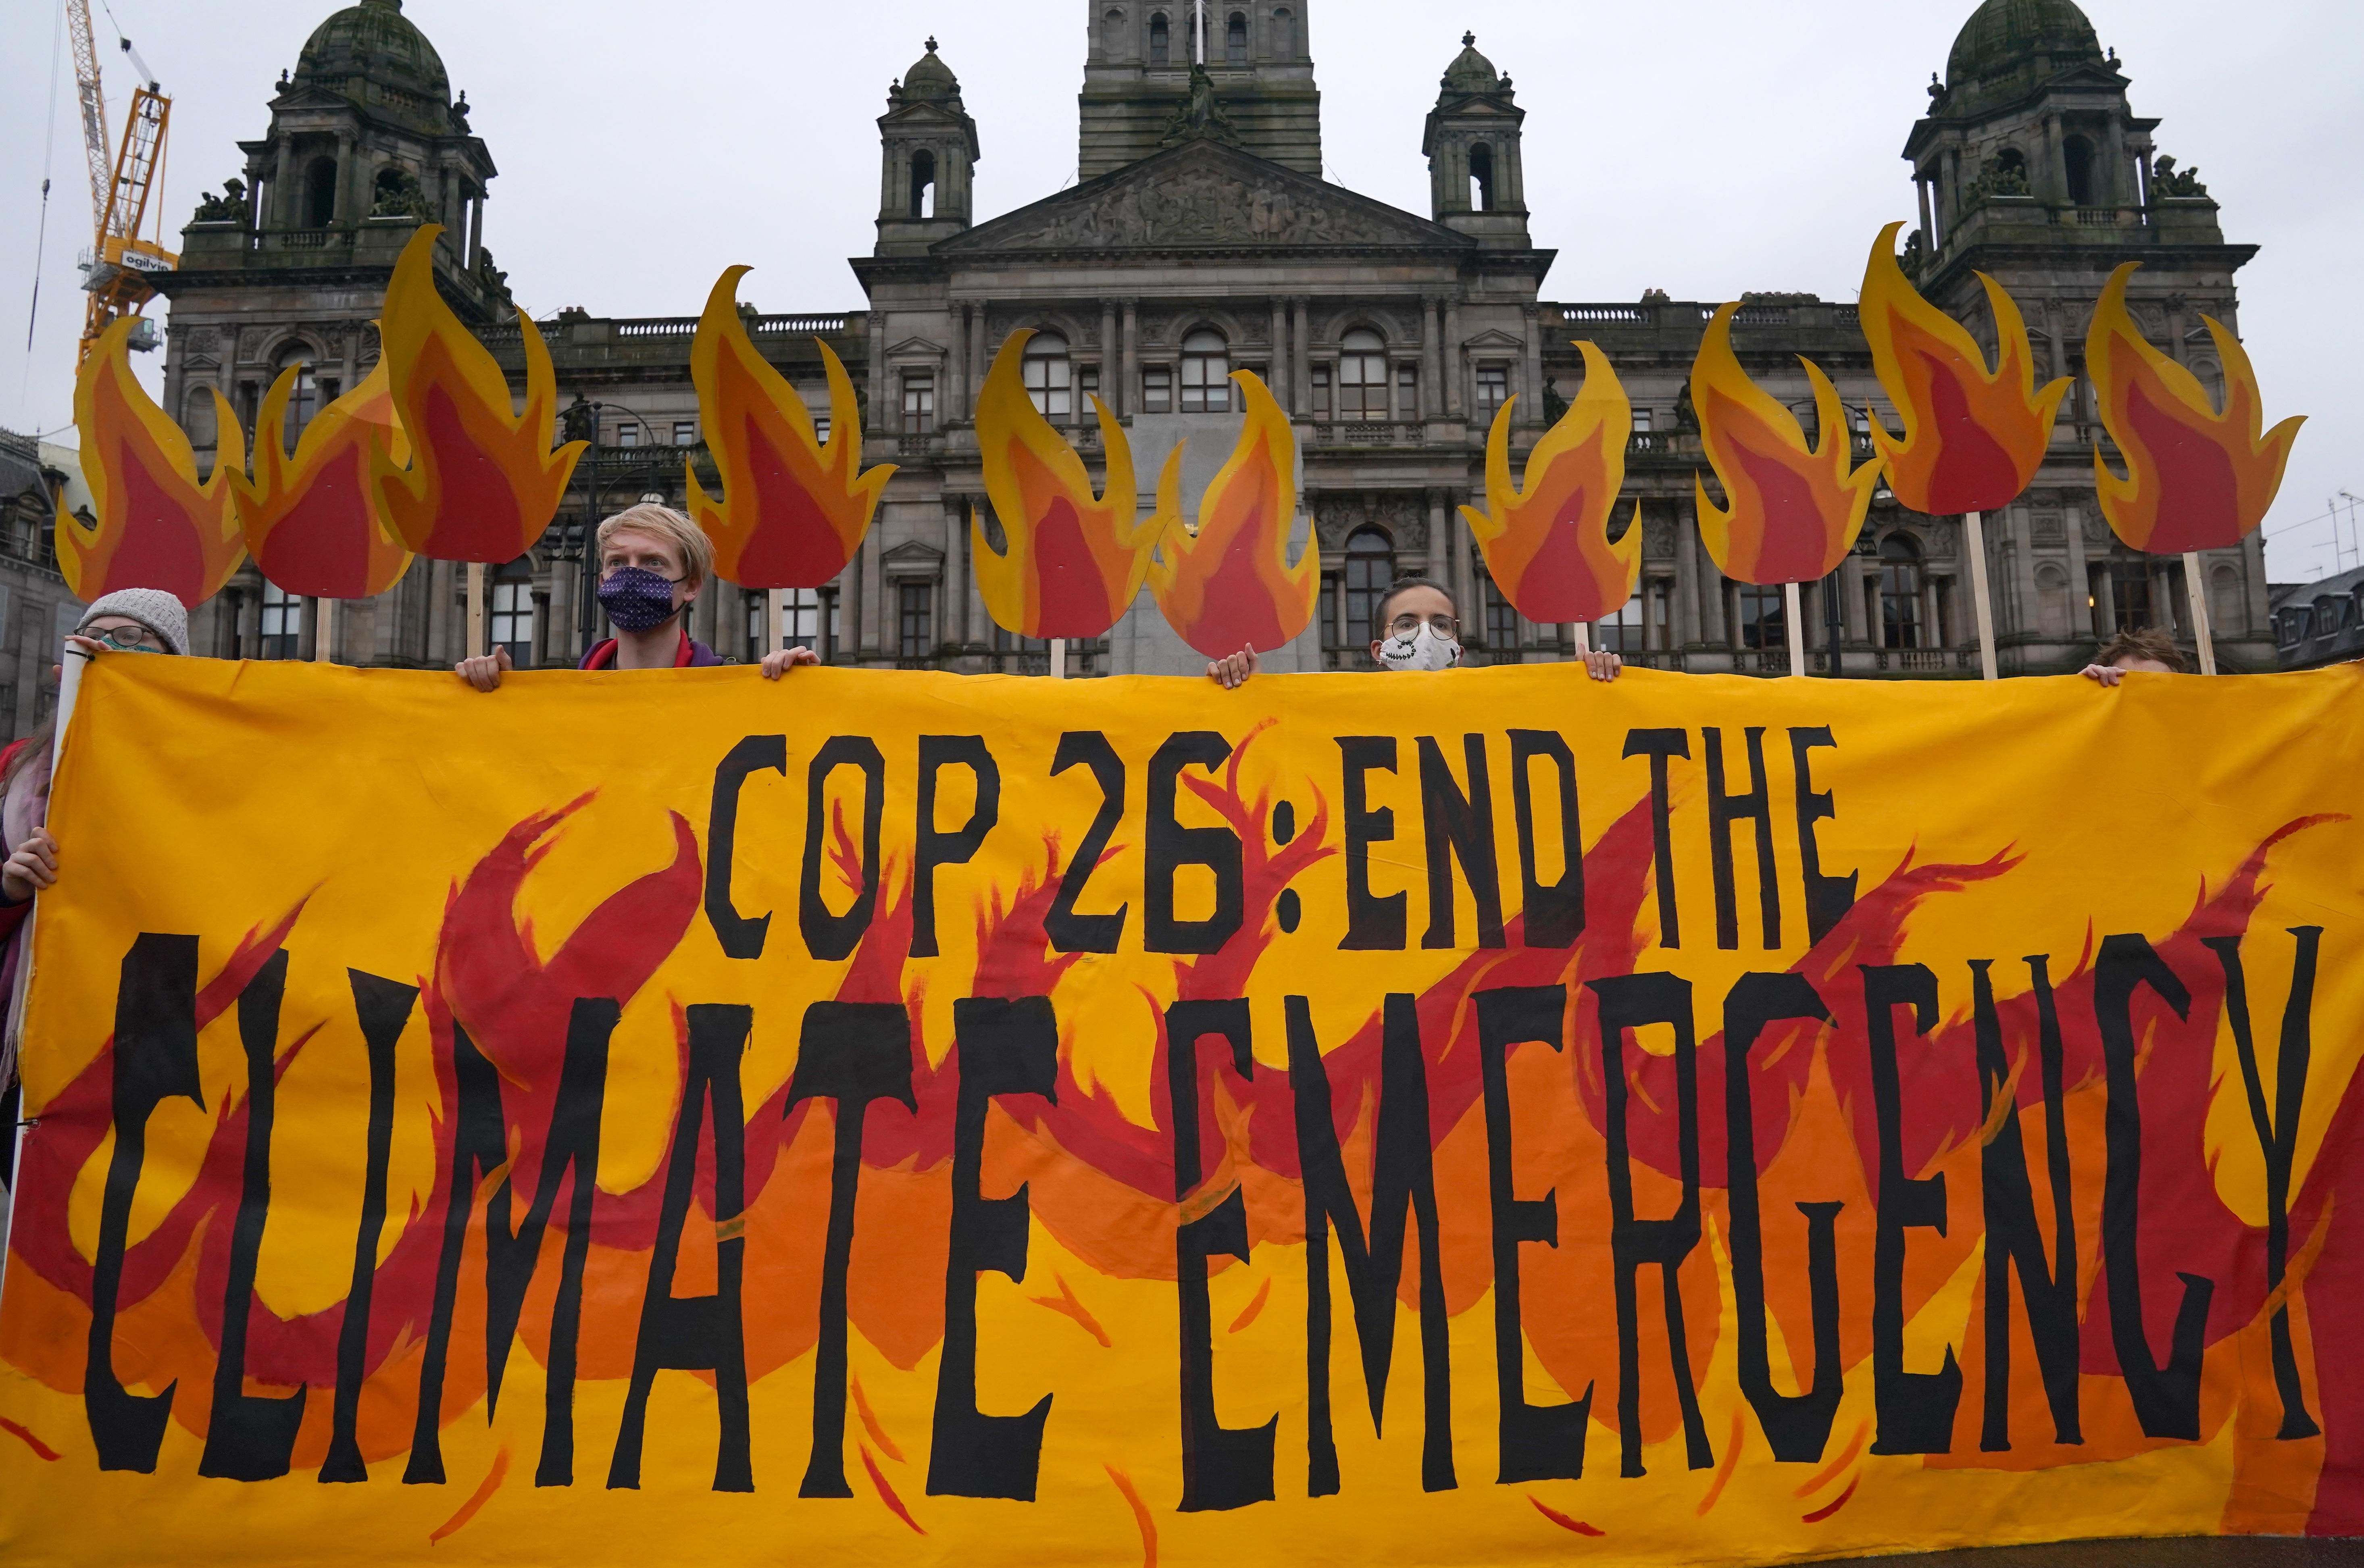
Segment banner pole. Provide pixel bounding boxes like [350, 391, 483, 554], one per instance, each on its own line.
[1964, 509, 2000, 681]
[1783, 581, 1806, 675]
[466, 563, 486, 661]
[1049, 637, 1067, 679]
[1570, 623, 1590, 656]
[313, 597, 337, 663]
[769, 588, 786, 659]
[2183, 551, 2218, 675]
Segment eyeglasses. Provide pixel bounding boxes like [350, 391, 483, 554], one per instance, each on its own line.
[93, 626, 163, 653]
[1387, 613, 1459, 638]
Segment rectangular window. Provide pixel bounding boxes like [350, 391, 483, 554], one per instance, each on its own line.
[824, 589, 841, 660]
[1024, 351, 1073, 419]
[902, 374, 935, 435]
[1312, 367, 1331, 420]
[260, 583, 302, 660]
[1594, 592, 1646, 654]
[674, 421, 697, 446]
[1395, 363, 1418, 420]
[1141, 366, 1173, 414]
[1476, 366, 1510, 411]
[898, 582, 933, 658]
[813, 412, 831, 444]
[1079, 366, 1100, 408]
[614, 422, 639, 447]
[1338, 356, 1387, 420]
[1482, 575, 1520, 660]
[1735, 584, 1785, 650]
[746, 588, 826, 659]
[491, 579, 535, 665]
[1633, 406, 1653, 433]
[1180, 354, 1229, 413]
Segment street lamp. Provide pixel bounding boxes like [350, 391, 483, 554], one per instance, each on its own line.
[559, 396, 666, 654]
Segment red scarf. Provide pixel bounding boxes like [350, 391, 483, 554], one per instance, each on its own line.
[579, 630, 696, 671]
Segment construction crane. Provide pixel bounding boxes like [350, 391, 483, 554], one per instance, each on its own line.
[69, 0, 176, 363]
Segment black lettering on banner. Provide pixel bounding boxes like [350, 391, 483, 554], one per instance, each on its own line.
[1287, 994, 1454, 1496]
[787, 1001, 917, 1498]
[1475, 985, 1592, 1483]
[1167, 998, 1275, 1511]
[706, 734, 786, 959]
[197, 948, 305, 1481]
[800, 736, 885, 962]
[1337, 737, 1407, 950]
[1047, 732, 1127, 953]
[1721, 973, 1843, 1462]
[2210, 927, 2324, 1440]
[1146, 734, 1243, 955]
[1971, 958, 2082, 1451]
[1787, 728, 1857, 946]
[609, 1005, 755, 1493]
[912, 736, 1002, 959]
[1861, 963, 1962, 1455]
[86, 934, 202, 1474]
[322, 970, 418, 1484]
[404, 1002, 616, 1488]
[1621, 730, 1689, 948]
[1589, 973, 1713, 1476]
[1704, 727, 1780, 952]
[929, 997, 1060, 1500]
[2094, 933, 2208, 1440]
[1507, 730, 1584, 949]
[1417, 735, 1505, 950]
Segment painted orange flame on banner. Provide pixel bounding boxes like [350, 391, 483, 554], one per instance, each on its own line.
[1691, 304, 1883, 585]
[371, 225, 583, 563]
[975, 329, 1171, 639]
[55, 316, 246, 605]
[231, 351, 414, 599]
[2086, 262, 2304, 554]
[1460, 341, 1641, 624]
[687, 267, 891, 588]
[1859, 220, 2069, 516]
[1148, 370, 1317, 659]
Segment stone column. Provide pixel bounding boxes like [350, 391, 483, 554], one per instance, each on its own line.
[2093, 561, 2117, 632]
[1674, 509, 1701, 645]
[1520, 304, 1544, 426]
[2064, 506, 2090, 637]
[1268, 297, 1289, 409]
[273, 138, 296, 227]
[468, 192, 484, 269]
[1450, 495, 1474, 618]
[944, 498, 968, 645]
[1102, 299, 1121, 415]
[1845, 562, 1871, 643]
[1916, 176, 1934, 251]
[867, 319, 889, 435]
[1422, 296, 1444, 420]
[969, 303, 989, 413]
[1290, 298, 1311, 419]
[333, 132, 357, 223]
[860, 522, 885, 656]
[948, 302, 969, 423]
[1425, 489, 1448, 580]
[1443, 298, 1464, 417]
[1121, 300, 1139, 417]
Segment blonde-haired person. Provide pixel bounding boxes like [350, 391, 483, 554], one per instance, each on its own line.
[458, 503, 815, 686]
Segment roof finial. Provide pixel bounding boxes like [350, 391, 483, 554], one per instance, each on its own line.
[925, 35, 938, 52]
[1462, 30, 1475, 47]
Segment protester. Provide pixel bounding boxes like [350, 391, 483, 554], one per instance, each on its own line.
[2079, 626, 2189, 686]
[0, 587, 189, 1223]
[456, 503, 801, 688]
[1207, 574, 1623, 687]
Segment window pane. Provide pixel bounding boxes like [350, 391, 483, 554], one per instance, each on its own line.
[1736, 584, 1785, 650]
[902, 374, 935, 434]
[898, 582, 933, 658]
[1476, 368, 1509, 410]
[1342, 530, 1394, 648]
[1483, 576, 1518, 659]
[615, 423, 638, 447]
[674, 421, 696, 446]
[1142, 367, 1172, 413]
[1595, 593, 1646, 654]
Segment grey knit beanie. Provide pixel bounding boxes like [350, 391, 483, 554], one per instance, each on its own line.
[77, 588, 190, 656]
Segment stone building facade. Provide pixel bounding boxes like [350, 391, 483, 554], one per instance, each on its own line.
[142, 0, 2274, 686]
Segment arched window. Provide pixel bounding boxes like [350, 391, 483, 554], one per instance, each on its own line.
[303, 155, 338, 228]
[181, 389, 218, 452]
[491, 557, 537, 666]
[910, 149, 937, 219]
[1271, 7, 1293, 56]
[1338, 329, 1387, 421]
[1024, 331, 1073, 419]
[2064, 135, 2096, 206]
[1226, 10, 1248, 62]
[1879, 533, 1924, 649]
[273, 342, 319, 451]
[2035, 561, 2070, 639]
[1468, 143, 1495, 212]
[1149, 11, 1169, 64]
[1342, 529, 1395, 650]
[1180, 329, 1230, 413]
[1103, 7, 1126, 56]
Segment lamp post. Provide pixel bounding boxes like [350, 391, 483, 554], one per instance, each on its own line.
[560, 396, 663, 658]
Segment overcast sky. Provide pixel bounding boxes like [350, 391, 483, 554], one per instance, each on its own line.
[4, 0, 2358, 580]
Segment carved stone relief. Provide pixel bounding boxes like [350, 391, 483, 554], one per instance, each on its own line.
[979, 162, 1433, 250]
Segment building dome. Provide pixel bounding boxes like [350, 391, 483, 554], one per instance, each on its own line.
[1439, 32, 1505, 97]
[900, 38, 962, 103]
[291, 0, 456, 135]
[1942, 0, 2106, 115]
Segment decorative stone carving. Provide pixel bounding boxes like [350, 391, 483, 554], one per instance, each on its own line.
[970, 149, 1443, 251]
[2031, 512, 2065, 545]
[2152, 154, 2209, 198]
[191, 179, 246, 224]
[1643, 511, 1677, 559]
[2083, 512, 2114, 547]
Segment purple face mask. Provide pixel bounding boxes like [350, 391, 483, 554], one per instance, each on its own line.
[598, 566, 681, 633]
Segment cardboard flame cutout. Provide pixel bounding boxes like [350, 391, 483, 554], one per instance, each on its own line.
[2086, 262, 2304, 554]
[56, 316, 246, 605]
[1148, 370, 1317, 658]
[974, 329, 1171, 639]
[1460, 341, 1642, 624]
[1859, 220, 2070, 515]
[371, 225, 584, 563]
[687, 267, 892, 588]
[231, 352, 414, 599]
[1691, 304, 1884, 584]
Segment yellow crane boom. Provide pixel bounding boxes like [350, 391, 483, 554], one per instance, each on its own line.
[69, 0, 176, 363]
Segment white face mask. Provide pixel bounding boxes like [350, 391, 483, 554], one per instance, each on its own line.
[1377, 624, 1462, 673]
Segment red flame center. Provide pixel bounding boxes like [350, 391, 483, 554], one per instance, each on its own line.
[2124, 375, 2241, 553]
[1916, 346, 2020, 509]
[1032, 494, 1119, 636]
